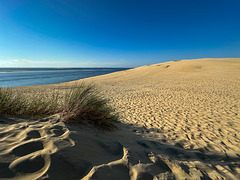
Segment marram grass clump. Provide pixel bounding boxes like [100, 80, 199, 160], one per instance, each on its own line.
[0, 88, 59, 116]
[61, 84, 118, 129]
[0, 83, 118, 129]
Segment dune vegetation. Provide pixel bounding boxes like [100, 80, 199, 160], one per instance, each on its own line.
[0, 83, 118, 129]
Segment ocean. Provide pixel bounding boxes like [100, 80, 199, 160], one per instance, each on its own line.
[0, 68, 129, 87]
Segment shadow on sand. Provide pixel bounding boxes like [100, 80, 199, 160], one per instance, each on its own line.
[0, 116, 239, 179]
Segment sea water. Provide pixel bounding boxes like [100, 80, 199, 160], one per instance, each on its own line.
[0, 68, 129, 87]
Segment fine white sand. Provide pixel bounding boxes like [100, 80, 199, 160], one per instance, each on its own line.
[0, 58, 239, 179]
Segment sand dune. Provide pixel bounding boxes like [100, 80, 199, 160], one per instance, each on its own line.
[0, 58, 240, 179]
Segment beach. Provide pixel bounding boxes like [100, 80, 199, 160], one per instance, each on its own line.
[0, 58, 239, 179]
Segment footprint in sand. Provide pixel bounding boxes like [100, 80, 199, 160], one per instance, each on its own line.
[0, 115, 74, 180]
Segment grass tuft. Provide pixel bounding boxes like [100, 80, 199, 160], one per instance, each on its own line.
[61, 83, 118, 129]
[0, 83, 118, 129]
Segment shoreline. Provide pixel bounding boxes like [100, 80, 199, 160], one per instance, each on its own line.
[0, 67, 130, 88]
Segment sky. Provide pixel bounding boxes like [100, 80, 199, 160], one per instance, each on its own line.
[0, 0, 239, 68]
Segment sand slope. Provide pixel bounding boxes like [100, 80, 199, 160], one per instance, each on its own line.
[0, 58, 240, 179]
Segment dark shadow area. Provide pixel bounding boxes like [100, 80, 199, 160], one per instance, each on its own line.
[47, 122, 239, 179]
[118, 124, 240, 179]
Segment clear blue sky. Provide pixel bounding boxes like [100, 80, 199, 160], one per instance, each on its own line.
[0, 0, 239, 67]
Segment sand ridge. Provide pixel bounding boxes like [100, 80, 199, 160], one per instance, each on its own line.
[0, 58, 240, 179]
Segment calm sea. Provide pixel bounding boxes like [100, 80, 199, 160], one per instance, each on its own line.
[0, 68, 129, 87]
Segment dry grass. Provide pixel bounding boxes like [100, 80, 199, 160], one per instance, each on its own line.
[0, 83, 118, 129]
[61, 83, 118, 129]
[0, 88, 58, 116]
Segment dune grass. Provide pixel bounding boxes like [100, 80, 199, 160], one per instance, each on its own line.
[61, 84, 118, 129]
[0, 88, 59, 116]
[0, 83, 118, 129]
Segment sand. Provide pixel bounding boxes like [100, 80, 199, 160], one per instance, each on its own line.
[0, 58, 239, 179]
